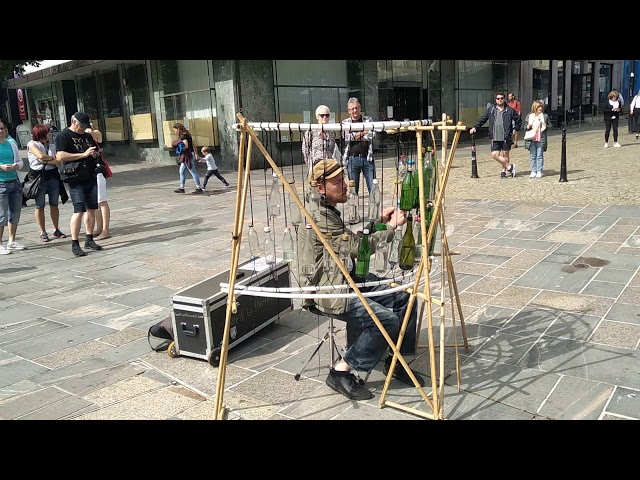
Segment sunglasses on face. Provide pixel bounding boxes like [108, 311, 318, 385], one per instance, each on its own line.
[318, 113, 330, 118]
[496, 97, 504, 100]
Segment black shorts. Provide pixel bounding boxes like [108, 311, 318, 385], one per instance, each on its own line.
[69, 181, 98, 213]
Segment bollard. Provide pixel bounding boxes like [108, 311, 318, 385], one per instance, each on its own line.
[559, 127, 568, 183]
[471, 135, 479, 178]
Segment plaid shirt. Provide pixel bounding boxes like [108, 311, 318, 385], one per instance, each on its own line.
[341, 115, 376, 164]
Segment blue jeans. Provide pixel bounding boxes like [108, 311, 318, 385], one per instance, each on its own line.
[35, 175, 61, 208]
[528, 141, 544, 173]
[0, 179, 23, 227]
[347, 155, 375, 195]
[337, 273, 417, 372]
[179, 158, 201, 188]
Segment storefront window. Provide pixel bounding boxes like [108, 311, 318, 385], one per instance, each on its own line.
[457, 60, 508, 127]
[77, 73, 101, 132]
[161, 90, 217, 148]
[599, 64, 612, 105]
[28, 84, 57, 129]
[99, 67, 126, 141]
[125, 62, 154, 141]
[532, 60, 550, 106]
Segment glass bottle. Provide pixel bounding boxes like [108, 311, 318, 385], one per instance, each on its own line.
[354, 228, 371, 280]
[308, 180, 321, 217]
[347, 179, 360, 224]
[387, 226, 403, 268]
[399, 214, 415, 271]
[263, 226, 276, 264]
[338, 233, 351, 273]
[248, 224, 262, 259]
[282, 226, 295, 264]
[288, 180, 302, 227]
[413, 214, 423, 262]
[429, 146, 438, 199]
[399, 159, 416, 211]
[299, 223, 316, 279]
[421, 147, 435, 204]
[322, 232, 335, 274]
[425, 201, 437, 257]
[267, 172, 281, 218]
[397, 154, 407, 180]
[374, 223, 388, 274]
[367, 178, 381, 222]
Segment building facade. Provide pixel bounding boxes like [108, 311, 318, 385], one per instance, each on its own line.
[1, 59, 623, 170]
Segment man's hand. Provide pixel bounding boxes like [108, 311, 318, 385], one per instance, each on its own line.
[84, 146, 97, 158]
[0, 163, 18, 171]
[469, 127, 476, 135]
[387, 209, 407, 229]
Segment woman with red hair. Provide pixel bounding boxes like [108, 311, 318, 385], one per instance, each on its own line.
[27, 124, 67, 242]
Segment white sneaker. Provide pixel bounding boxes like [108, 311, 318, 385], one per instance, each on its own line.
[536, 172, 542, 178]
[614, 142, 622, 148]
[0, 245, 11, 255]
[530, 172, 536, 178]
[6, 241, 26, 251]
[604, 143, 609, 148]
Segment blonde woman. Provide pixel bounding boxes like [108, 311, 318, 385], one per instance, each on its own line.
[301, 105, 340, 176]
[523, 101, 552, 178]
[603, 90, 622, 148]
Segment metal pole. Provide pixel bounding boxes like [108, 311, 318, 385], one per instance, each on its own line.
[471, 135, 479, 178]
[559, 127, 568, 183]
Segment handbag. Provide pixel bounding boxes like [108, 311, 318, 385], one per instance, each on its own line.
[22, 169, 44, 200]
[60, 159, 92, 184]
[524, 128, 536, 140]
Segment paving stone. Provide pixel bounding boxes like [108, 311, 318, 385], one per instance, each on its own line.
[589, 320, 640, 349]
[605, 303, 640, 325]
[532, 290, 614, 317]
[537, 376, 613, 420]
[605, 386, 640, 420]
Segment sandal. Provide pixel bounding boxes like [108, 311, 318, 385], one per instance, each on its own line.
[52, 229, 67, 239]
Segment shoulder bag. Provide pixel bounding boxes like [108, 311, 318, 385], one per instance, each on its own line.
[22, 168, 44, 200]
[60, 159, 93, 184]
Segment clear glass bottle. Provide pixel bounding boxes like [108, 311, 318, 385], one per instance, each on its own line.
[282, 226, 295, 264]
[308, 180, 321, 217]
[355, 228, 371, 280]
[338, 232, 351, 273]
[248, 224, 262, 259]
[288, 180, 302, 227]
[413, 214, 423, 262]
[367, 178, 381, 222]
[374, 223, 388, 274]
[322, 232, 335, 274]
[267, 172, 281, 218]
[397, 154, 407, 180]
[399, 159, 416, 211]
[299, 223, 316, 279]
[263, 226, 276, 264]
[347, 179, 360, 224]
[399, 214, 415, 271]
[388, 226, 403, 268]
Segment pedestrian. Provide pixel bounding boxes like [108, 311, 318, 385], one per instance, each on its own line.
[341, 97, 376, 195]
[629, 88, 640, 140]
[172, 123, 204, 195]
[507, 92, 522, 147]
[523, 101, 551, 178]
[55, 112, 103, 257]
[86, 124, 111, 239]
[26, 124, 67, 242]
[613, 88, 624, 106]
[0, 119, 26, 255]
[302, 105, 340, 176]
[603, 90, 622, 148]
[297, 158, 424, 401]
[469, 92, 522, 179]
[199, 146, 229, 190]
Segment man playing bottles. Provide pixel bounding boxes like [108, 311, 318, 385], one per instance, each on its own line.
[297, 158, 425, 401]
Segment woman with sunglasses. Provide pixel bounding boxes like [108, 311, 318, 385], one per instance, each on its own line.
[302, 105, 341, 176]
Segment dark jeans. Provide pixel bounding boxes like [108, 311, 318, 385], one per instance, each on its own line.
[604, 116, 619, 142]
[347, 155, 375, 195]
[337, 273, 417, 372]
[202, 168, 228, 189]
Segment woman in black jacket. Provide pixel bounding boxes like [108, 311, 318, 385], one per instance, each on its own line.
[603, 90, 623, 148]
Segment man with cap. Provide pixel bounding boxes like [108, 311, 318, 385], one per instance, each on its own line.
[55, 112, 104, 257]
[297, 158, 424, 401]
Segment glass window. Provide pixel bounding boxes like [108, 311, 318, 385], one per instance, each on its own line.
[457, 61, 508, 127]
[77, 73, 101, 132]
[275, 60, 347, 87]
[557, 61, 564, 110]
[599, 64, 612, 104]
[125, 62, 154, 141]
[532, 60, 550, 106]
[27, 84, 57, 129]
[157, 60, 210, 94]
[99, 67, 126, 141]
[161, 90, 217, 149]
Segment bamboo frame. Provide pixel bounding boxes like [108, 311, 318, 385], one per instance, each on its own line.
[214, 113, 468, 420]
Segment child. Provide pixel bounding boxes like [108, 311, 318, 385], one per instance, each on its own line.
[199, 146, 229, 189]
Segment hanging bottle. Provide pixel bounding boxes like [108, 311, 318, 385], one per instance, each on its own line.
[374, 223, 388, 274]
[338, 233, 352, 273]
[421, 147, 435, 204]
[399, 158, 416, 211]
[399, 214, 415, 271]
[288, 180, 302, 227]
[263, 226, 276, 264]
[322, 232, 335, 274]
[267, 172, 281, 218]
[367, 178, 381, 222]
[413, 214, 423, 262]
[387, 226, 403, 268]
[347, 179, 360, 224]
[308, 180, 321, 217]
[429, 146, 438, 199]
[397, 154, 407, 180]
[299, 223, 316, 279]
[248, 224, 262, 259]
[425, 200, 437, 257]
[282, 226, 295, 264]
[354, 228, 371, 280]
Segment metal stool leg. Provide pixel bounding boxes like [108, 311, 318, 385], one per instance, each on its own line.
[294, 317, 343, 381]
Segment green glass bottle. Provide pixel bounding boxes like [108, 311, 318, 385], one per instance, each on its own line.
[399, 214, 415, 271]
[424, 201, 437, 256]
[355, 228, 371, 280]
[422, 147, 434, 203]
[399, 159, 416, 211]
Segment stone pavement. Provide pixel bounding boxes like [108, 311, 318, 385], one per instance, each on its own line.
[0, 120, 638, 421]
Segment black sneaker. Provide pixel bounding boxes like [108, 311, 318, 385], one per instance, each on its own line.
[174, 188, 185, 194]
[191, 188, 204, 195]
[500, 170, 507, 179]
[84, 239, 103, 251]
[383, 356, 425, 387]
[508, 163, 516, 177]
[72, 244, 87, 257]
[325, 369, 373, 401]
